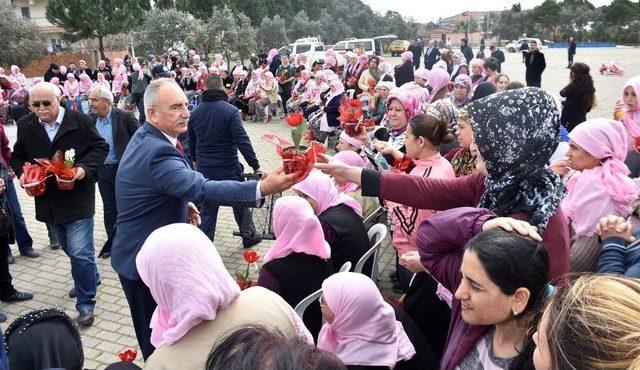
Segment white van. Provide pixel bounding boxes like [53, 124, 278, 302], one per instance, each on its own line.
[281, 37, 325, 57]
[332, 38, 384, 56]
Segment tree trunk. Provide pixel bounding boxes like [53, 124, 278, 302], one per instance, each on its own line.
[98, 36, 106, 61]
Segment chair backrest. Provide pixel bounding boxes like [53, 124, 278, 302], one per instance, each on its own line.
[339, 261, 352, 272]
[409, 273, 418, 288]
[355, 223, 387, 281]
[294, 288, 322, 318]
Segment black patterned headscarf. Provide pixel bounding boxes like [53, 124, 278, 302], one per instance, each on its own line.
[467, 87, 566, 230]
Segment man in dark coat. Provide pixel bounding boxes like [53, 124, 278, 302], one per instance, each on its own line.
[43, 64, 62, 82]
[489, 46, 505, 73]
[567, 36, 577, 68]
[88, 85, 140, 258]
[407, 39, 423, 70]
[112, 78, 295, 358]
[188, 74, 263, 247]
[460, 39, 474, 65]
[524, 40, 547, 87]
[424, 40, 441, 70]
[11, 82, 108, 327]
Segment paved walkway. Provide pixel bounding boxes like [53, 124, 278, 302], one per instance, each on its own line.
[1, 47, 638, 369]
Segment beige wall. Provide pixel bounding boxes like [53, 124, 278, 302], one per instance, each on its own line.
[11, 0, 63, 46]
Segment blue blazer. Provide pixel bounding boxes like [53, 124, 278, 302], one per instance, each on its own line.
[112, 123, 257, 280]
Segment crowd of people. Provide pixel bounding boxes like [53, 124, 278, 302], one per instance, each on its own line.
[0, 35, 639, 370]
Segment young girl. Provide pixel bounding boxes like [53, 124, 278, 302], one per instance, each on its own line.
[375, 113, 455, 292]
[616, 75, 640, 177]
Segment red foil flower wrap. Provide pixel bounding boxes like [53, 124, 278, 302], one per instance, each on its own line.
[263, 135, 326, 183]
[635, 136, 640, 153]
[339, 96, 366, 137]
[391, 155, 416, 174]
[119, 348, 137, 362]
[21, 163, 48, 197]
[37, 158, 77, 191]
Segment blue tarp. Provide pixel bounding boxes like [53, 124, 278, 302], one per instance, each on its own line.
[547, 42, 616, 48]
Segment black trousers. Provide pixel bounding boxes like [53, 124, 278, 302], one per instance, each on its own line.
[0, 234, 14, 298]
[280, 85, 292, 115]
[568, 53, 574, 67]
[119, 274, 157, 360]
[97, 165, 118, 240]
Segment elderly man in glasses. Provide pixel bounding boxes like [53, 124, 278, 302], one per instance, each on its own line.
[10, 82, 108, 327]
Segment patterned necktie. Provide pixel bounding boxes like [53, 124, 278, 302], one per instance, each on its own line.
[176, 140, 184, 153]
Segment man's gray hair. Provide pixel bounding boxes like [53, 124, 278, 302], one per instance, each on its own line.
[91, 84, 114, 103]
[29, 81, 61, 98]
[144, 78, 183, 110]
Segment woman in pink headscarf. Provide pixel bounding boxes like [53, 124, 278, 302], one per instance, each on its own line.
[293, 170, 370, 274]
[469, 58, 486, 87]
[255, 71, 278, 122]
[301, 71, 329, 118]
[9, 65, 27, 86]
[394, 51, 415, 88]
[111, 57, 128, 100]
[78, 73, 93, 97]
[557, 119, 639, 272]
[358, 89, 421, 166]
[615, 76, 640, 177]
[7, 80, 29, 122]
[64, 73, 81, 110]
[426, 68, 451, 104]
[139, 224, 312, 370]
[449, 51, 469, 81]
[318, 272, 438, 369]
[93, 72, 110, 91]
[244, 70, 262, 120]
[316, 78, 346, 141]
[257, 196, 333, 339]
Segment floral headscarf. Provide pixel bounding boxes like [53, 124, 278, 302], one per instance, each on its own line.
[469, 87, 566, 230]
[450, 74, 472, 108]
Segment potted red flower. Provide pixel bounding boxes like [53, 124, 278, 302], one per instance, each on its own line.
[20, 163, 49, 197]
[339, 97, 376, 138]
[236, 250, 260, 290]
[262, 113, 326, 183]
[38, 149, 78, 191]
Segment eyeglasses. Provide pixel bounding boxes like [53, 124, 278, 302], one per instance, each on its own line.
[31, 101, 53, 108]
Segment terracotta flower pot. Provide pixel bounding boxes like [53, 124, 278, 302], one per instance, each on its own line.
[22, 180, 47, 197]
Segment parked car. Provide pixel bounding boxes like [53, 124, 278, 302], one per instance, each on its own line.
[332, 38, 384, 56]
[505, 38, 545, 52]
[387, 40, 410, 56]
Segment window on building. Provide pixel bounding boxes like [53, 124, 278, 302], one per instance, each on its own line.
[21, 6, 31, 19]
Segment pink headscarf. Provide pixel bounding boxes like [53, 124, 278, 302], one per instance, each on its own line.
[621, 76, 640, 139]
[114, 57, 123, 67]
[293, 170, 362, 217]
[561, 119, 639, 236]
[133, 63, 144, 80]
[387, 89, 420, 121]
[323, 56, 337, 69]
[470, 58, 485, 74]
[325, 48, 337, 60]
[267, 49, 278, 64]
[213, 54, 223, 68]
[317, 272, 416, 367]
[136, 224, 241, 347]
[325, 79, 345, 103]
[427, 68, 451, 103]
[401, 51, 413, 62]
[357, 55, 369, 74]
[64, 74, 79, 96]
[78, 73, 92, 93]
[334, 150, 367, 193]
[414, 68, 430, 82]
[59, 65, 67, 75]
[338, 131, 364, 151]
[263, 196, 331, 263]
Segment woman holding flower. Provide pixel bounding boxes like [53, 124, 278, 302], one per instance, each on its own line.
[255, 71, 279, 122]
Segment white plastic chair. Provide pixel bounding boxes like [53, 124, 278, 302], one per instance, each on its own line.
[339, 261, 352, 272]
[294, 288, 322, 318]
[354, 223, 387, 281]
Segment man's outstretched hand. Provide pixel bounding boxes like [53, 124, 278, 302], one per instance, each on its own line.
[259, 166, 301, 196]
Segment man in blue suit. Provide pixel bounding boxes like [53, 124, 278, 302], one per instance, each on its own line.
[112, 78, 296, 359]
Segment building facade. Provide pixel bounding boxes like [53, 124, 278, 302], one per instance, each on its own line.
[10, 0, 64, 53]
